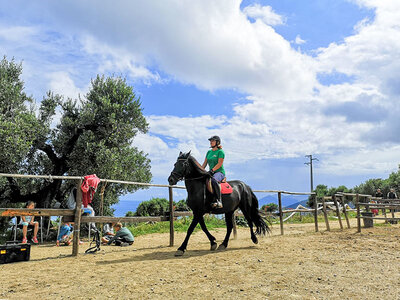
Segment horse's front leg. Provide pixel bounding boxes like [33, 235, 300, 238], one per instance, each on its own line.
[175, 215, 200, 256]
[218, 211, 234, 250]
[198, 216, 218, 251]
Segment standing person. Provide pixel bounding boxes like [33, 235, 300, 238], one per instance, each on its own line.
[387, 188, 397, 199]
[21, 201, 39, 244]
[373, 188, 384, 216]
[202, 135, 225, 209]
[375, 189, 384, 198]
[107, 223, 134, 246]
[387, 188, 397, 216]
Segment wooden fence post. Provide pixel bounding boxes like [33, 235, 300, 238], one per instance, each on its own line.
[383, 199, 388, 223]
[72, 179, 83, 256]
[169, 186, 174, 247]
[232, 212, 237, 239]
[278, 192, 284, 235]
[340, 195, 351, 229]
[314, 194, 319, 232]
[356, 193, 361, 233]
[333, 194, 343, 230]
[322, 196, 330, 231]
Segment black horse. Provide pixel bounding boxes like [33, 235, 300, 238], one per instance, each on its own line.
[168, 151, 270, 256]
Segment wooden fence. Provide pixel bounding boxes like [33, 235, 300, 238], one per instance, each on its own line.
[0, 173, 317, 256]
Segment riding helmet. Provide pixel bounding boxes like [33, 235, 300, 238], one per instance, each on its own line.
[208, 135, 221, 145]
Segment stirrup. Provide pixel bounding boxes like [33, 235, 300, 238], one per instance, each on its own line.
[211, 201, 223, 209]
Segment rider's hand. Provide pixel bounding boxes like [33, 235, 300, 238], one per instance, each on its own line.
[208, 170, 215, 176]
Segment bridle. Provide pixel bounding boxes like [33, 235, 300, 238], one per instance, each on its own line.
[170, 157, 206, 182]
[170, 158, 190, 181]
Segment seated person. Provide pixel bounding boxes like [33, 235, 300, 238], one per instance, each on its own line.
[56, 221, 73, 246]
[21, 201, 39, 244]
[107, 222, 134, 246]
[101, 223, 115, 245]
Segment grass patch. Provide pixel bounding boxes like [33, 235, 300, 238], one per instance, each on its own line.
[374, 222, 392, 227]
[270, 212, 359, 224]
[127, 215, 227, 237]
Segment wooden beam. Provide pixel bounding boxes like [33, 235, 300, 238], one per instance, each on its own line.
[281, 209, 314, 213]
[232, 211, 237, 240]
[81, 216, 170, 223]
[314, 194, 319, 232]
[173, 211, 193, 217]
[356, 194, 361, 233]
[339, 196, 351, 229]
[0, 208, 74, 217]
[72, 180, 83, 257]
[278, 192, 284, 235]
[333, 194, 343, 230]
[321, 196, 330, 232]
[169, 186, 174, 247]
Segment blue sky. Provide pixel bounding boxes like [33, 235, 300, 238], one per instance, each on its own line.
[1, 0, 400, 203]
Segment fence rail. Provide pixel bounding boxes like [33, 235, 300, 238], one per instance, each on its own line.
[1, 172, 317, 256]
[3, 172, 394, 255]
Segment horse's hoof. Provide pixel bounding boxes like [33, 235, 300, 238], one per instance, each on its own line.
[210, 243, 218, 251]
[217, 244, 226, 251]
[175, 250, 185, 256]
[252, 236, 258, 244]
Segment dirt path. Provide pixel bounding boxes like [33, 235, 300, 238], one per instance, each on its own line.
[1, 219, 400, 299]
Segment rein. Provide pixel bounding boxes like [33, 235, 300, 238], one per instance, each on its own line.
[173, 157, 208, 182]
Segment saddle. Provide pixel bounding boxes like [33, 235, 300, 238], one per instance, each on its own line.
[206, 178, 233, 194]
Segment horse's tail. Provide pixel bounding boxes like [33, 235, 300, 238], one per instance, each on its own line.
[250, 190, 271, 235]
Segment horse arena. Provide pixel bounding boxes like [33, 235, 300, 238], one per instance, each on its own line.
[1, 219, 400, 300]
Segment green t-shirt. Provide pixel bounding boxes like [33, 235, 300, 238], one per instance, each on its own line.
[107, 227, 134, 244]
[206, 149, 225, 175]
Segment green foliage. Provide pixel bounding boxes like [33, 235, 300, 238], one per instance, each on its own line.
[133, 198, 191, 216]
[135, 198, 170, 216]
[0, 57, 38, 174]
[174, 199, 191, 211]
[0, 57, 151, 213]
[307, 184, 328, 207]
[261, 203, 278, 212]
[125, 211, 135, 217]
[307, 184, 352, 207]
[127, 215, 227, 237]
[353, 178, 386, 196]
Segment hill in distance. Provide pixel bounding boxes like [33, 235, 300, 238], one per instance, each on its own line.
[257, 194, 309, 209]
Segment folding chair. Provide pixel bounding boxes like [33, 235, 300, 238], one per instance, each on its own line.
[13, 216, 43, 243]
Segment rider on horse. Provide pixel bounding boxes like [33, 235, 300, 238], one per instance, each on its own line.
[202, 135, 225, 209]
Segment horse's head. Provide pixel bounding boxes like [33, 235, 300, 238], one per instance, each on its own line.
[168, 151, 191, 185]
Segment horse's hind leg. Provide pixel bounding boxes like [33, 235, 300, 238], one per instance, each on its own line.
[218, 211, 234, 250]
[198, 216, 218, 251]
[239, 204, 258, 244]
[175, 215, 199, 256]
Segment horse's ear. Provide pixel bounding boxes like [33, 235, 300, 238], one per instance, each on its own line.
[179, 151, 182, 156]
[187, 150, 191, 156]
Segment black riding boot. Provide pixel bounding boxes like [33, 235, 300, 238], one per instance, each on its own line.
[211, 179, 223, 209]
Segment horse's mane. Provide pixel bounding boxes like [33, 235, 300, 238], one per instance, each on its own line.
[179, 152, 209, 176]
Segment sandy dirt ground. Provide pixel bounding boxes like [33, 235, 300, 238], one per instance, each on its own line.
[1, 218, 400, 300]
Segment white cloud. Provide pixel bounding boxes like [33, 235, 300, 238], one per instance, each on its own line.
[18, 0, 315, 99]
[319, 146, 400, 176]
[3, 0, 400, 181]
[243, 4, 285, 26]
[47, 71, 86, 100]
[0, 26, 37, 42]
[294, 34, 306, 45]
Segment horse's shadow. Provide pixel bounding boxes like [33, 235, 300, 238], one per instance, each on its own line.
[95, 245, 258, 265]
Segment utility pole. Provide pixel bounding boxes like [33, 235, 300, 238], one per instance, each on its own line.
[304, 154, 318, 193]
